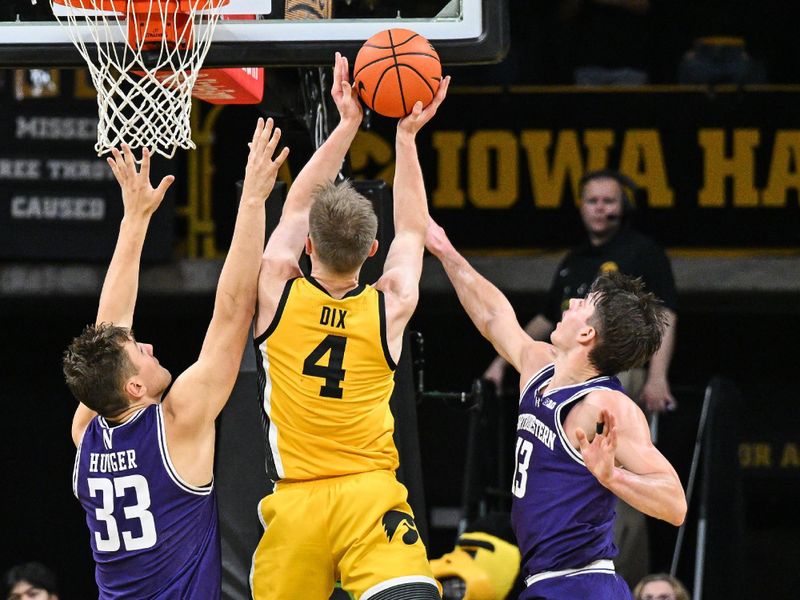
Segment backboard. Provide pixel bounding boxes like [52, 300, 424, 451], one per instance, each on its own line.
[0, 0, 507, 68]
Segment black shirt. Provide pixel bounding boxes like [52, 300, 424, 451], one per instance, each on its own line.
[543, 228, 678, 324]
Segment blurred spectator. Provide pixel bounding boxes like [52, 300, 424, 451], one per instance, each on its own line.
[633, 573, 691, 600]
[2, 563, 60, 600]
[678, 37, 767, 85]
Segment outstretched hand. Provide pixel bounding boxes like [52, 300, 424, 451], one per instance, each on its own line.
[241, 117, 291, 202]
[331, 51, 363, 125]
[398, 75, 450, 136]
[106, 144, 174, 219]
[575, 408, 618, 486]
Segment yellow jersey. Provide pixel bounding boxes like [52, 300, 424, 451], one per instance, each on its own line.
[254, 275, 399, 481]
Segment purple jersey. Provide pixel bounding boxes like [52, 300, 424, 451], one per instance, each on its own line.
[511, 364, 623, 578]
[73, 404, 220, 599]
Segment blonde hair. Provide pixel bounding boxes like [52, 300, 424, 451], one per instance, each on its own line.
[633, 573, 691, 600]
[308, 180, 378, 274]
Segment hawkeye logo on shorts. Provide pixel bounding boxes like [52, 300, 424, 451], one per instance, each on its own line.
[382, 510, 419, 545]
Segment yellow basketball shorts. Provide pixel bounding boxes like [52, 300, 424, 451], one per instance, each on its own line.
[251, 469, 440, 599]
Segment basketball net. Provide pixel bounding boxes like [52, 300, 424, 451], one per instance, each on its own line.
[51, 0, 230, 159]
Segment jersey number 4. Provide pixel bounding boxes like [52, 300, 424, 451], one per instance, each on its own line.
[88, 475, 157, 552]
[512, 437, 534, 498]
[303, 334, 348, 398]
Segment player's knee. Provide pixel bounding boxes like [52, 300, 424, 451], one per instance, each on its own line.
[363, 581, 441, 600]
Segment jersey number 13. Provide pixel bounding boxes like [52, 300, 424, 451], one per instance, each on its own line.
[512, 437, 534, 498]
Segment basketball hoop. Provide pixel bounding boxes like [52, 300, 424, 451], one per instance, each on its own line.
[51, 0, 262, 158]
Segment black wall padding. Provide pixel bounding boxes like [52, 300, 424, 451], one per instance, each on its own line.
[700, 377, 745, 600]
[216, 349, 270, 600]
[216, 182, 284, 600]
[389, 332, 429, 544]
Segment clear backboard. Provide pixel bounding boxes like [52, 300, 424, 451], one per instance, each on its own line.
[0, 0, 508, 67]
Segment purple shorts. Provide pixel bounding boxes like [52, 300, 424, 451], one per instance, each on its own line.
[520, 571, 633, 600]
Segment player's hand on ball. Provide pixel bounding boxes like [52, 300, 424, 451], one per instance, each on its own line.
[354, 29, 441, 118]
[332, 52, 363, 125]
[398, 75, 450, 136]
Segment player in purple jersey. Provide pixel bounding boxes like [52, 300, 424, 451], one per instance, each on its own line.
[62, 121, 289, 599]
[425, 219, 686, 600]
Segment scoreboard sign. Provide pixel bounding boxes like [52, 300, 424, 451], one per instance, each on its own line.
[0, 70, 174, 262]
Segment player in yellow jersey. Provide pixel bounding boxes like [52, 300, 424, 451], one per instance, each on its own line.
[249, 52, 450, 600]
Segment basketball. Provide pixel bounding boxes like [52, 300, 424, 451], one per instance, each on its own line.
[353, 28, 442, 118]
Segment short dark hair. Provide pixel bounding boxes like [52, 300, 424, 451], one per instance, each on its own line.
[63, 323, 135, 418]
[587, 272, 667, 376]
[579, 169, 638, 214]
[308, 180, 378, 274]
[3, 562, 59, 596]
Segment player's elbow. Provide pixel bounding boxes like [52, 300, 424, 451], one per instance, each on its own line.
[666, 494, 688, 527]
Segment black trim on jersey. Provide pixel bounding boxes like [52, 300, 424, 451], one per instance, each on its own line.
[367, 582, 440, 600]
[305, 274, 366, 299]
[254, 277, 297, 343]
[253, 342, 280, 481]
[377, 290, 397, 371]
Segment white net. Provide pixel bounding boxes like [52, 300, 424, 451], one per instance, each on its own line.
[52, 0, 226, 158]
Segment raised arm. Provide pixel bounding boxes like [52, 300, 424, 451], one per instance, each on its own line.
[425, 218, 555, 384]
[165, 119, 288, 438]
[256, 53, 362, 334]
[72, 146, 174, 444]
[575, 396, 687, 526]
[484, 314, 556, 387]
[375, 77, 450, 361]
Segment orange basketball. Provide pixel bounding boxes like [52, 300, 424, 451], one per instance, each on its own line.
[353, 28, 442, 118]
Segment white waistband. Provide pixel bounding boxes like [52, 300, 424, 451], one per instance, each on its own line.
[525, 559, 616, 587]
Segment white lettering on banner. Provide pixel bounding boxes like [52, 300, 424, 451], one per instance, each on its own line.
[46, 159, 115, 182]
[15, 116, 97, 141]
[0, 159, 41, 180]
[10, 196, 106, 221]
